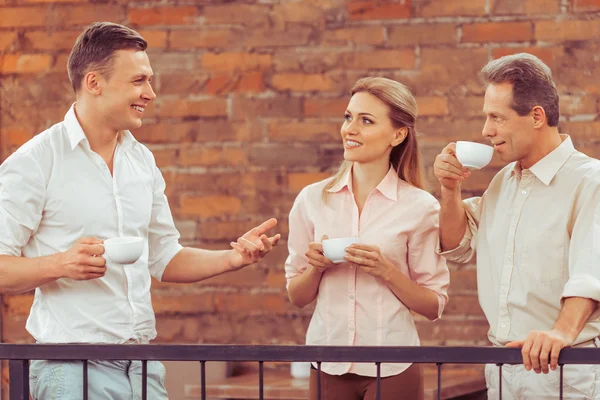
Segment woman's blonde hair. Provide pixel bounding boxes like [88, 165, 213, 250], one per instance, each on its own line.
[323, 77, 424, 199]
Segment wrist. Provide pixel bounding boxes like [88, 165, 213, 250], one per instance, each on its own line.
[45, 253, 66, 280]
[441, 185, 461, 199]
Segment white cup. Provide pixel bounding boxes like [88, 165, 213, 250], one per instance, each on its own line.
[103, 236, 144, 264]
[290, 362, 311, 379]
[322, 237, 359, 264]
[455, 141, 494, 170]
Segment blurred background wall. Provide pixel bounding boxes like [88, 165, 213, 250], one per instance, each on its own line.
[0, 0, 599, 395]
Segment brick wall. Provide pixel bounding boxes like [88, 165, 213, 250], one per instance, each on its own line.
[1, 0, 599, 381]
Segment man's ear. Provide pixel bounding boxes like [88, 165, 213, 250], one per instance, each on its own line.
[83, 71, 102, 96]
[392, 127, 408, 147]
[532, 106, 546, 129]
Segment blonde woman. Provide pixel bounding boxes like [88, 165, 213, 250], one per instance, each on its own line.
[285, 77, 450, 400]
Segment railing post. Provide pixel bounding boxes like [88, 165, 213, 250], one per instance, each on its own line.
[9, 360, 29, 400]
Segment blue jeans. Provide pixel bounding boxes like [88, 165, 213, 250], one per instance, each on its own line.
[29, 359, 168, 400]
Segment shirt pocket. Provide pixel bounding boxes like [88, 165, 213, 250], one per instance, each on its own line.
[520, 230, 565, 282]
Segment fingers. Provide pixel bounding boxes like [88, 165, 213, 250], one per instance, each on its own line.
[505, 340, 524, 348]
[442, 142, 457, 155]
[321, 235, 329, 241]
[77, 237, 103, 245]
[549, 342, 563, 371]
[521, 336, 534, 372]
[345, 247, 377, 259]
[253, 218, 278, 235]
[539, 339, 553, 374]
[269, 234, 281, 246]
[344, 253, 375, 267]
[81, 244, 105, 256]
[306, 247, 333, 267]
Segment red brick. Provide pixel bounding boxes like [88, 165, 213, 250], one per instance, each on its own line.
[448, 268, 478, 293]
[347, 0, 411, 20]
[447, 96, 485, 118]
[492, 0, 560, 14]
[1, 53, 52, 74]
[202, 52, 272, 72]
[416, 319, 489, 345]
[179, 147, 247, 167]
[204, 72, 265, 95]
[170, 29, 239, 50]
[0, 7, 48, 27]
[3, 294, 33, 316]
[462, 22, 533, 43]
[180, 195, 242, 217]
[491, 47, 559, 69]
[50, 53, 69, 73]
[0, 32, 18, 51]
[267, 121, 340, 142]
[153, 293, 215, 315]
[272, 2, 325, 23]
[417, 0, 486, 16]
[138, 30, 168, 49]
[415, 48, 489, 95]
[288, 172, 331, 192]
[416, 96, 449, 116]
[157, 71, 209, 95]
[47, 5, 126, 27]
[152, 148, 178, 169]
[157, 98, 227, 118]
[204, 4, 270, 27]
[232, 96, 303, 120]
[17, 0, 85, 2]
[136, 121, 254, 144]
[129, 6, 198, 26]
[535, 20, 600, 42]
[443, 295, 484, 316]
[341, 49, 415, 70]
[322, 26, 385, 46]
[23, 30, 80, 51]
[271, 73, 337, 92]
[388, 24, 457, 46]
[243, 26, 313, 48]
[214, 292, 290, 314]
[304, 98, 348, 117]
[560, 95, 598, 116]
[572, 0, 600, 11]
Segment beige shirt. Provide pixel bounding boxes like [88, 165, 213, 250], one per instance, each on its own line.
[441, 135, 600, 346]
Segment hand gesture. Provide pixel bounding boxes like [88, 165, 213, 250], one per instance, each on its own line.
[229, 218, 281, 270]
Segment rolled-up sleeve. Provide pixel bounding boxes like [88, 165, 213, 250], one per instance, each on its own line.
[437, 196, 482, 264]
[147, 164, 183, 281]
[284, 189, 314, 290]
[408, 201, 450, 320]
[0, 151, 45, 256]
[562, 188, 600, 312]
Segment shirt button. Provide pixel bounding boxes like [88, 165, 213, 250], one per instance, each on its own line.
[501, 324, 507, 328]
[521, 190, 527, 195]
[349, 295, 355, 300]
[349, 327, 354, 332]
[507, 255, 512, 260]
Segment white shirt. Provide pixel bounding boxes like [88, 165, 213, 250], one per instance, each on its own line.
[440, 136, 600, 346]
[0, 105, 183, 344]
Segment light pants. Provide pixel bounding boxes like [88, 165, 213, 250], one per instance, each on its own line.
[29, 359, 168, 400]
[485, 363, 600, 399]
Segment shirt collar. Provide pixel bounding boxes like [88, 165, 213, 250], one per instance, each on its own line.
[64, 103, 138, 151]
[326, 164, 399, 201]
[510, 134, 575, 185]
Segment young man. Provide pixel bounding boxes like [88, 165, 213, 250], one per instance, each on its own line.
[0, 22, 280, 399]
[434, 53, 600, 399]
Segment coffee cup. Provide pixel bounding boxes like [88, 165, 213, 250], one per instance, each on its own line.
[322, 237, 359, 264]
[103, 236, 144, 264]
[455, 141, 494, 170]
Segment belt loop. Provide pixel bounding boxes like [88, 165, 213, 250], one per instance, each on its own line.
[594, 337, 600, 348]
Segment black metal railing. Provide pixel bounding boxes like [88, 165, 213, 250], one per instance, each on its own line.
[2, 344, 600, 400]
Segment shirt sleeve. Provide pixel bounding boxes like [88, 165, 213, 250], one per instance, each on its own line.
[147, 163, 183, 281]
[284, 189, 314, 290]
[0, 150, 45, 256]
[436, 196, 482, 264]
[407, 200, 450, 320]
[561, 186, 600, 315]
